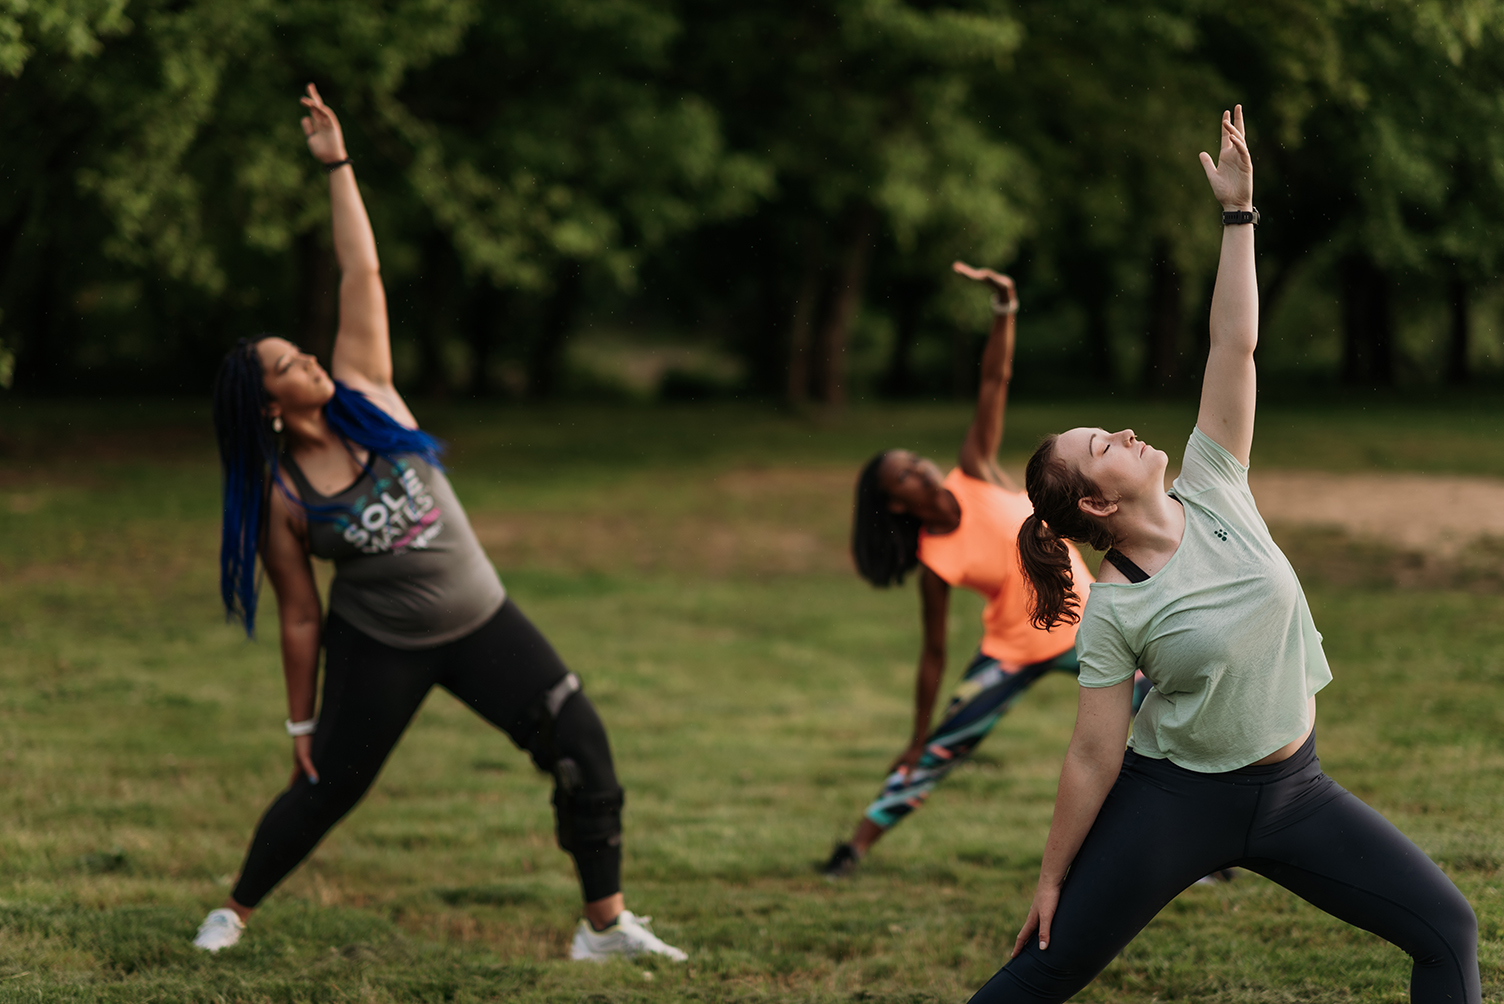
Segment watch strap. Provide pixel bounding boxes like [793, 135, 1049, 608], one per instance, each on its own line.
[1222, 207, 1259, 227]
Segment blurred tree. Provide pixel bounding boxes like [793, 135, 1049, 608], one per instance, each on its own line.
[387, 0, 773, 397]
[0, 0, 476, 391]
[0, 0, 130, 389]
[5, 0, 1504, 398]
[1216, 0, 1504, 387]
[679, 0, 1032, 405]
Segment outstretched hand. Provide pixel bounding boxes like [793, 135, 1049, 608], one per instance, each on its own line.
[1198, 105, 1252, 211]
[300, 83, 348, 166]
[953, 261, 1016, 307]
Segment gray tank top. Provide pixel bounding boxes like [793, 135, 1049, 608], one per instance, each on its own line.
[281, 451, 506, 649]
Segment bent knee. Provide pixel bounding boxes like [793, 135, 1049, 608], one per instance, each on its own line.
[1405, 881, 1479, 965]
[1435, 889, 1479, 948]
[553, 697, 614, 771]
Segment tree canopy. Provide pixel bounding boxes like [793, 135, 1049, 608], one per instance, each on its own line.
[4, 0, 1503, 398]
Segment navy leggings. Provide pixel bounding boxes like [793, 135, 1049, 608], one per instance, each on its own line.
[232, 599, 622, 907]
[971, 734, 1479, 1004]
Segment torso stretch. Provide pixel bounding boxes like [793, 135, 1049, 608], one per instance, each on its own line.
[1076, 428, 1332, 772]
[919, 468, 1091, 667]
[281, 450, 505, 649]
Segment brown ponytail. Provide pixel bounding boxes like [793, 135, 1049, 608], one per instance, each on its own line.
[1017, 434, 1117, 629]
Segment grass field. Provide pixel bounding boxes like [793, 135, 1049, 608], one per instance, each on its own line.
[1, 396, 1502, 1003]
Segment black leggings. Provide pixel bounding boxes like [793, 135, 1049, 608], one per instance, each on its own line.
[971, 734, 1479, 1004]
[232, 599, 623, 907]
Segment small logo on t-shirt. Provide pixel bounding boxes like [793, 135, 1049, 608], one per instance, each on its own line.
[1213, 527, 1228, 541]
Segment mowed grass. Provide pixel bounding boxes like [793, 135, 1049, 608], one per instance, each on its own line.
[0, 396, 1502, 1003]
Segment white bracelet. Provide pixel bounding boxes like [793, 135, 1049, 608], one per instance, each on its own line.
[285, 717, 318, 737]
[990, 293, 1019, 316]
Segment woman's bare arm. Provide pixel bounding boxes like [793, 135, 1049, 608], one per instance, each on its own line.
[953, 262, 1018, 488]
[892, 567, 952, 771]
[262, 488, 323, 784]
[1196, 105, 1257, 466]
[299, 84, 416, 428]
[1012, 679, 1133, 957]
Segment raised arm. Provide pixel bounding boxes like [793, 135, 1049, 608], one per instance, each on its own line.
[953, 262, 1019, 488]
[1195, 105, 1257, 465]
[300, 84, 416, 427]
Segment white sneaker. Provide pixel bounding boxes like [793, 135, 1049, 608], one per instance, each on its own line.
[570, 910, 687, 962]
[192, 908, 244, 952]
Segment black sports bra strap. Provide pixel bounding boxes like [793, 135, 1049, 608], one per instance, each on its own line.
[1102, 547, 1151, 583]
[278, 452, 319, 501]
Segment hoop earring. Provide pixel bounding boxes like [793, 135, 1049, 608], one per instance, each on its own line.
[272, 416, 284, 434]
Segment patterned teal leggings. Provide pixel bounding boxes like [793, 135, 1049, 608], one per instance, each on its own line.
[864, 648, 1150, 830]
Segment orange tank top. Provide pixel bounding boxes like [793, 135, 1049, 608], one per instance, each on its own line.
[917, 468, 1092, 668]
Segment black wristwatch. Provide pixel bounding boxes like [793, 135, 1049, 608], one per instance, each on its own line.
[1222, 207, 1260, 227]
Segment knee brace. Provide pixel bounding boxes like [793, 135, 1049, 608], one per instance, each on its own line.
[525, 672, 581, 771]
[551, 773, 624, 852]
[524, 673, 622, 852]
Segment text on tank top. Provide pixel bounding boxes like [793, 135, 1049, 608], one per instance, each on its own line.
[280, 450, 505, 649]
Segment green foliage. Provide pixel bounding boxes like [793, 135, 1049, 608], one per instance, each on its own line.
[0, 0, 129, 77]
[391, 0, 773, 292]
[4, 1, 1504, 394]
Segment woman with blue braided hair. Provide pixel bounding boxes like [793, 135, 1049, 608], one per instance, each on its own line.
[197, 84, 685, 964]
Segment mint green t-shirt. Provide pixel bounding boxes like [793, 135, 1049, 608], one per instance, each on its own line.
[1076, 427, 1332, 772]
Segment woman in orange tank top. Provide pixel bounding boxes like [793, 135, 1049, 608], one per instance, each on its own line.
[823, 263, 1137, 879]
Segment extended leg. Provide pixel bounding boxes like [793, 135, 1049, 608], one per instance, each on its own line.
[230, 615, 435, 909]
[862, 652, 1067, 837]
[1244, 776, 1479, 1004]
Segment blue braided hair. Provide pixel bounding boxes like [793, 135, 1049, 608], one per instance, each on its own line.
[211, 337, 444, 636]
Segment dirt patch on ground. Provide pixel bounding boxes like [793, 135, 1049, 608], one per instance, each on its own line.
[470, 465, 1504, 587]
[1251, 470, 1504, 590]
[1250, 471, 1504, 558]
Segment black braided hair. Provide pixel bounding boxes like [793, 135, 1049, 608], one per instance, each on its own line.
[212, 337, 277, 636]
[851, 451, 922, 587]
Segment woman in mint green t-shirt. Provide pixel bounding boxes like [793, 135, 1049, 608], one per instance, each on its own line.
[964, 106, 1478, 1004]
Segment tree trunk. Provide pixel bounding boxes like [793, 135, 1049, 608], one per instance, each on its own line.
[1446, 275, 1469, 386]
[1340, 254, 1394, 387]
[11, 242, 71, 392]
[883, 275, 928, 397]
[466, 283, 510, 398]
[528, 259, 581, 399]
[1083, 281, 1112, 384]
[296, 230, 338, 367]
[785, 228, 823, 405]
[418, 234, 457, 398]
[1143, 239, 1183, 394]
[815, 206, 876, 406]
[1061, 250, 1114, 383]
